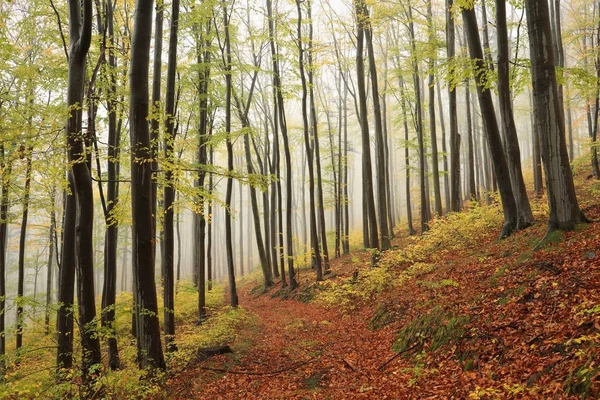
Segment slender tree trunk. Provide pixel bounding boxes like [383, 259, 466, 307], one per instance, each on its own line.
[427, 0, 443, 217]
[16, 146, 32, 352]
[436, 80, 451, 212]
[222, 0, 238, 307]
[64, 0, 102, 379]
[307, 1, 331, 269]
[465, 80, 477, 200]
[266, 0, 294, 289]
[100, 0, 121, 369]
[399, 78, 416, 235]
[162, 0, 180, 352]
[526, 0, 587, 231]
[407, 4, 430, 233]
[362, 2, 391, 249]
[463, 5, 519, 238]
[297, 0, 323, 280]
[355, 0, 379, 250]
[447, 0, 461, 212]
[150, 1, 163, 279]
[45, 190, 56, 335]
[129, 0, 166, 369]
[0, 144, 10, 375]
[497, 0, 535, 228]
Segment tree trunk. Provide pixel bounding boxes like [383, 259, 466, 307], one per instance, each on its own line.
[447, 0, 461, 212]
[307, 1, 331, 268]
[129, 0, 166, 369]
[407, 4, 430, 233]
[363, 1, 392, 249]
[45, 190, 56, 335]
[222, 0, 238, 307]
[399, 77, 416, 235]
[463, 5, 519, 238]
[355, 0, 379, 250]
[162, 0, 180, 352]
[497, 0, 535, 228]
[65, 0, 102, 379]
[101, 0, 121, 369]
[266, 0, 295, 289]
[427, 0, 443, 217]
[297, 0, 323, 280]
[525, 0, 587, 231]
[0, 144, 10, 374]
[16, 146, 32, 352]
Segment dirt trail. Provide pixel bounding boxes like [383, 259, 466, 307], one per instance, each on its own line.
[172, 271, 416, 400]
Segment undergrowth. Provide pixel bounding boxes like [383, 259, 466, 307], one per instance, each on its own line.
[0, 281, 251, 399]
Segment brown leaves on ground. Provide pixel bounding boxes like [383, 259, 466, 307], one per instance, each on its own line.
[166, 179, 600, 399]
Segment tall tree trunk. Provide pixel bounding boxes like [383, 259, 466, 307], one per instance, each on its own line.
[525, 0, 587, 231]
[427, 0, 443, 217]
[222, 0, 238, 307]
[354, 0, 379, 250]
[150, 1, 163, 278]
[497, 0, 535, 228]
[45, 189, 56, 335]
[16, 146, 32, 352]
[307, 1, 331, 268]
[266, 0, 294, 289]
[399, 78, 416, 235]
[64, 0, 101, 379]
[101, 0, 121, 369]
[363, 1, 391, 249]
[207, 146, 214, 291]
[129, 0, 166, 369]
[162, 0, 180, 352]
[463, 5, 519, 238]
[437, 80, 451, 212]
[0, 144, 10, 374]
[407, 4, 430, 233]
[447, 0, 461, 212]
[297, 0, 323, 280]
[465, 80, 477, 200]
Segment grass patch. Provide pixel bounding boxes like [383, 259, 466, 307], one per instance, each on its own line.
[393, 307, 470, 354]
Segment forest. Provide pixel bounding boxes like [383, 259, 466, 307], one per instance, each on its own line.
[1, 0, 600, 397]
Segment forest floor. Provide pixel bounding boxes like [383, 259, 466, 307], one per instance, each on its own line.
[165, 161, 600, 400]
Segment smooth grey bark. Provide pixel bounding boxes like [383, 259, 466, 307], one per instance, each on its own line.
[162, 0, 180, 352]
[447, 0, 461, 212]
[129, 0, 166, 369]
[64, 0, 102, 379]
[497, 0, 535, 229]
[436, 80, 451, 212]
[354, 0, 379, 250]
[101, 0, 121, 370]
[427, 0, 443, 217]
[0, 144, 10, 374]
[407, 4, 430, 233]
[222, 0, 238, 307]
[463, 5, 519, 238]
[399, 77, 416, 235]
[307, 1, 331, 269]
[266, 0, 294, 288]
[16, 146, 32, 352]
[150, 0, 163, 275]
[362, 1, 391, 249]
[297, 0, 323, 280]
[525, 0, 587, 231]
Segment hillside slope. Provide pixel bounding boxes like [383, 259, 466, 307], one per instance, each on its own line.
[168, 162, 600, 399]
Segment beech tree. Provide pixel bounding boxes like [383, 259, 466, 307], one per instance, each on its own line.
[129, 0, 166, 369]
[526, 0, 588, 231]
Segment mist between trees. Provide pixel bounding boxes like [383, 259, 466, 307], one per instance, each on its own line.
[0, 0, 596, 392]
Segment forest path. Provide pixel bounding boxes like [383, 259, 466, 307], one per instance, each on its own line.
[171, 252, 414, 399]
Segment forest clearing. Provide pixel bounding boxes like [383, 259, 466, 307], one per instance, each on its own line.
[1, 0, 600, 398]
